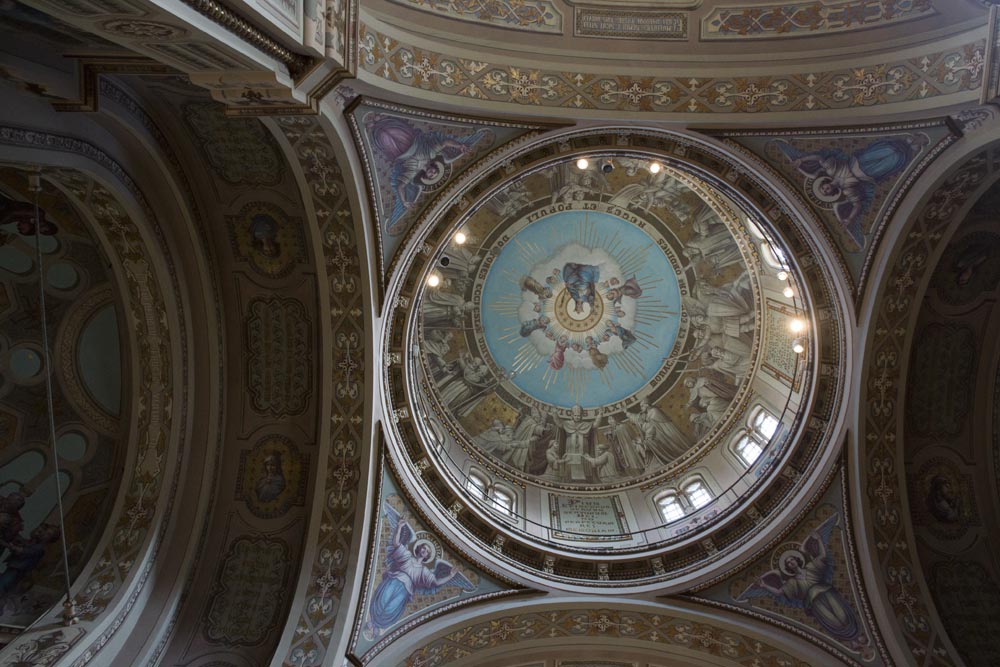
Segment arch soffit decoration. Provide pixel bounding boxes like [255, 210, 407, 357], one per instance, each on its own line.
[375, 598, 824, 667]
[855, 115, 1000, 666]
[380, 126, 852, 592]
[260, 112, 376, 667]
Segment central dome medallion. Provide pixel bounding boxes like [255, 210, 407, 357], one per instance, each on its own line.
[480, 210, 682, 409]
[418, 156, 757, 489]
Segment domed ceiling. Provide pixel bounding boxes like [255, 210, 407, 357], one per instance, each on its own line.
[384, 128, 844, 587]
[417, 157, 760, 490]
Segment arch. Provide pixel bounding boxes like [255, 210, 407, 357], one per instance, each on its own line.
[854, 113, 1000, 665]
[0, 116, 210, 666]
[375, 598, 824, 667]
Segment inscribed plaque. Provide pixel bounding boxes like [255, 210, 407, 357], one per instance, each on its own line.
[549, 495, 628, 540]
[575, 8, 687, 39]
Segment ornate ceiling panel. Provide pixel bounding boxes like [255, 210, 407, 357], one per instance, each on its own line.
[902, 180, 1000, 667]
[349, 449, 528, 664]
[690, 461, 892, 667]
[858, 134, 1000, 667]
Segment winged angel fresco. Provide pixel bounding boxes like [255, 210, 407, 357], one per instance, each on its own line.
[365, 113, 493, 235]
[735, 513, 869, 652]
[365, 501, 477, 640]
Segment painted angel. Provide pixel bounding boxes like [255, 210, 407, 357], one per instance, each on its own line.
[774, 137, 926, 249]
[365, 113, 492, 235]
[735, 514, 866, 648]
[366, 502, 476, 638]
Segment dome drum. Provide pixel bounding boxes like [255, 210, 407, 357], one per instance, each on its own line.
[382, 128, 846, 589]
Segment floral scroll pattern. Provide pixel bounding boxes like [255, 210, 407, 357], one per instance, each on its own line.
[387, 0, 562, 33]
[358, 21, 986, 114]
[272, 117, 365, 667]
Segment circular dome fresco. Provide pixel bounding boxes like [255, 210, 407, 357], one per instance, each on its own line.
[418, 158, 762, 491]
[383, 129, 846, 588]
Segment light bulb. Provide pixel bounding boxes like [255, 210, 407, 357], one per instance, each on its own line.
[792, 341, 805, 354]
[789, 318, 806, 334]
[649, 162, 661, 174]
[427, 274, 441, 287]
[454, 232, 467, 245]
[777, 271, 789, 281]
[783, 286, 794, 298]
[576, 158, 589, 170]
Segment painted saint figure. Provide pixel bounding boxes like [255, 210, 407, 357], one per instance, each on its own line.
[605, 276, 643, 305]
[255, 452, 286, 502]
[0, 523, 61, 597]
[562, 262, 599, 313]
[520, 316, 550, 338]
[548, 335, 569, 370]
[249, 213, 281, 258]
[630, 399, 691, 465]
[584, 443, 619, 481]
[365, 113, 492, 234]
[560, 405, 595, 482]
[366, 502, 476, 639]
[605, 320, 637, 350]
[736, 513, 868, 651]
[520, 275, 552, 299]
[926, 474, 961, 523]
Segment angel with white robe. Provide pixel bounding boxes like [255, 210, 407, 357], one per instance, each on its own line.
[366, 502, 476, 639]
[735, 514, 867, 650]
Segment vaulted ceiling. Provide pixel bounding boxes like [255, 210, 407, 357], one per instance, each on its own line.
[0, 1, 997, 666]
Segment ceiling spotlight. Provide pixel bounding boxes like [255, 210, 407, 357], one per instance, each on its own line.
[782, 286, 794, 299]
[576, 158, 589, 170]
[789, 318, 806, 334]
[777, 271, 789, 281]
[454, 232, 467, 245]
[649, 162, 661, 174]
[427, 273, 441, 288]
[792, 338, 806, 354]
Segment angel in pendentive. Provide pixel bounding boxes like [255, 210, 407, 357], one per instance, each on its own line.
[366, 502, 476, 639]
[735, 513, 870, 653]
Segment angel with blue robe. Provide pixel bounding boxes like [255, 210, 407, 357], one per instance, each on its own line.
[775, 137, 923, 249]
[365, 113, 492, 235]
[735, 514, 867, 649]
[366, 501, 476, 639]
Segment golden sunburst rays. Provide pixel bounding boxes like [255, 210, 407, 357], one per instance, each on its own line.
[487, 294, 522, 318]
[612, 241, 655, 279]
[495, 323, 525, 344]
[632, 300, 678, 327]
[511, 342, 545, 376]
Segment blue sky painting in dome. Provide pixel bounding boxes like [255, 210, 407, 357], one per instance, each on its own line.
[480, 210, 681, 409]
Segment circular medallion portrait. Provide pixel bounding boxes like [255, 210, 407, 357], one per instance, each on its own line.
[417, 156, 759, 489]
